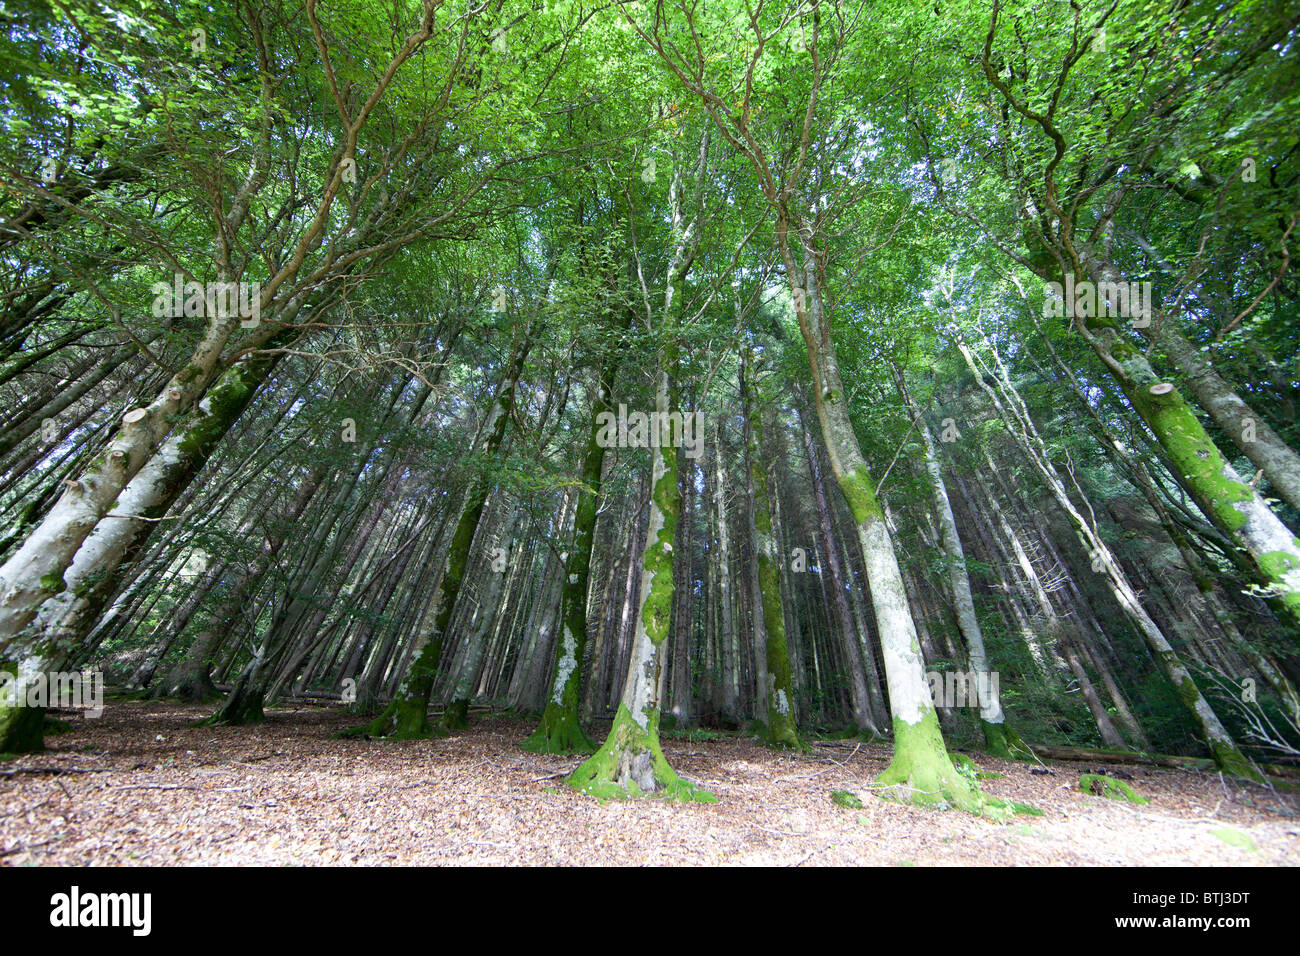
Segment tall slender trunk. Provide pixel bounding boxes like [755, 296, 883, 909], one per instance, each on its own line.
[156, 467, 325, 702]
[712, 423, 740, 725]
[442, 505, 521, 729]
[569, 130, 714, 801]
[349, 334, 530, 739]
[893, 365, 1012, 757]
[523, 313, 631, 752]
[957, 332, 1260, 779]
[775, 213, 983, 811]
[742, 355, 800, 749]
[804, 420, 882, 733]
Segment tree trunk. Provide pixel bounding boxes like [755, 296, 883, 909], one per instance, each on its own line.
[523, 324, 630, 752]
[957, 332, 1261, 780]
[893, 365, 1013, 757]
[776, 213, 983, 812]
[742, 356, 801, 748]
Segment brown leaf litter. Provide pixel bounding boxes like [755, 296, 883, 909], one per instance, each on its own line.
[2, 702, 1297, 865]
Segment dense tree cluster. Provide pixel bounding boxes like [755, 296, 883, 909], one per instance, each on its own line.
[2, 0, 1297, 812]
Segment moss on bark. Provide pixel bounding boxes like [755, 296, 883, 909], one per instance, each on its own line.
[875, 712, 1013, 819]
[338, 691, 444, 740]
[837, 464, 883, 525]
[440, 698, 470, 731]
[980, 718, 1015, 760]
[521, 700, 595, 754]
[0, 700, 45, 754]
[568, 704, 716, 802]
[201, 687, 264, 726]
[1209, 739, 1265, 784]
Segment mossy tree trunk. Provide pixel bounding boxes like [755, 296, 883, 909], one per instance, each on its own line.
[522, 369, 623, 753]
[1025, 239, 1300, 631]
[204, 650, 270, 726]
[568, 368, 712, 801]
[893, 364, 1013, 758]
[631, 8, 988, 805]
[523, 290, 634, 751]
[0, 655, 45, 754]
[4, 315, 301, 674]
[1123, 227, 1300, 518]
[8, 322, 304, 751]
[350, 334, 530, 740]
[801, 416, 885, 735]
[1086, 317, 1300, 630]
[957, 331, 1262, 781]
[741, 354, 801, 750]
[27, 355, 272, 647]
[771, 214, 985, 812]
[443, 505, 521, 730]
[0, 309, 242, 656]
[569, 129, 714, 801]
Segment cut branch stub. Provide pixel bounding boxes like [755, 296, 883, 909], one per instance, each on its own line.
[122, 408, 149, 425]
[1145, 382, 1180, 407]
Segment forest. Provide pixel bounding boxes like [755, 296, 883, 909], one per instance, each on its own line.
[0, 0, 1298, 872]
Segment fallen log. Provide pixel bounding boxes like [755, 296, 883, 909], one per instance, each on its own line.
[1025, 745, 1300, 779]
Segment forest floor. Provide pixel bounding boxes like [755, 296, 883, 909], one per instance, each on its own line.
[2, 701, 1298, 866]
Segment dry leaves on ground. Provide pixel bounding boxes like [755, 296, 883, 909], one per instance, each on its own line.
[2, 702, 1297, 866]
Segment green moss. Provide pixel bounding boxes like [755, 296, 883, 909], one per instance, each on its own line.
[568, 704, 715, 802]
[1110, 340, 1137, 361]
[1208, 739, 1265, 783]
[175, 364, 203, 384]
[176, 370, 257, 461]
[0, 701, 46, 754]
[755, 548, 803, 751]
[200, 687, 265, 726]
[39, 574, 65, 594]
[837, 465, 883, 525]
[875, 712, 1010, 820]
[1209, 827, 1258, 852]
[1259, 549, 1300, 610]
[952, 750, 1004, 779]
[346, 636, 447, 741]
[42, 716, 73, 734]
[367, 693, 443, 740]
[439, 698, 470, 731]
[1131, 385, 1253, 533]
[521, 701, 596, 754]
[980, 719, 1015, 760]
[1079, 773, 1149, 804]
[1168, 663, 1205, 715]
[951, 752, 978, 777]
[831, 789, 865, 808]
[637, 452, 680, 647]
